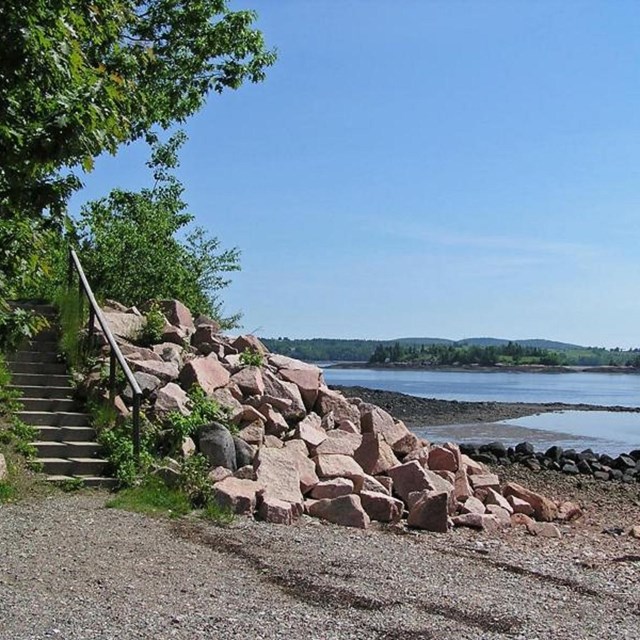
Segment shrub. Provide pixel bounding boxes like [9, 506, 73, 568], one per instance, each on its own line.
[239, 347, 264, 367]
[139, 303, 165, 346]
[166, 386, 234, 446]
[178, 453, 213, 508]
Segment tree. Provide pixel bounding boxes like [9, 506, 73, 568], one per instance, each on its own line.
[0, 0, 275, 221]
[77, 132, 240, 327]
[0, 0, 274, 344]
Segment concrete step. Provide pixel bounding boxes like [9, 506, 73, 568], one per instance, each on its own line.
[35, 426, 98, 442]
[9, 385, 73, 399]
[60, 426, 98, 441]
[69, 458, 109, 476]
[38, 458, 72, 475]
[32, 441, 68, 458]
[18, 411, 90, 427]
[47, 475, 118, 490]
[10, 350, 61, 364]
[23, 340, 59, 353]
[63, 441, 103, 457]
[32, 440, 103, 458]
[9, 373, 72, 388]
[7, 361, 68, 375]
[19, 397, 79, 413]
[30, 329, 60, 342]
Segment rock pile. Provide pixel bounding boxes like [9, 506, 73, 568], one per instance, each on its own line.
[461, 441, 640, 484]
[92, 299, 570, 533]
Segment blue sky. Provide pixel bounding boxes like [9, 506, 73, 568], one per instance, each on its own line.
[70, 1, 640, 348]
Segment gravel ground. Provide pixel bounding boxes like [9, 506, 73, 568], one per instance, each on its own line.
[1, 490, 639, 640]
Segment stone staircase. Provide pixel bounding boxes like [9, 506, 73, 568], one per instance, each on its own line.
[5, 303, 116, 489]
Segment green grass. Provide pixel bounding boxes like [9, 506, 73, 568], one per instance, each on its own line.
[201, 501, 235, 525]
[0, 481, 17, 502]
[106, 476, 191, 517]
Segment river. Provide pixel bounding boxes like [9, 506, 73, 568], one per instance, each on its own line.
[322, 367, 640, 455]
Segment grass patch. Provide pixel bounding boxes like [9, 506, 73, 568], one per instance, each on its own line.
[201, 501, 235, 525]
[0, 447, 52, 503]
[106, 476, 191, 517]
[0, 481, 17, 502]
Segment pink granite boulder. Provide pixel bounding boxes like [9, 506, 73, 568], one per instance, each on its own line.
[307, 494, 370, 529]
[179, 356, 230, 394]
[407, 491, 449, 532]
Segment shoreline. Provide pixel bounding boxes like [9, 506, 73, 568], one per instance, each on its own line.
[327, 362, 640, 374]
[330, 384, 640, 429]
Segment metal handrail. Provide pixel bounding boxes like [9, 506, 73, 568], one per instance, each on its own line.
[67, 249, 142, 462]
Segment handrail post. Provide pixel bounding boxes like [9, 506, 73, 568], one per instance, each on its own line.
[132, 393, 141, 464]
[109, 350, 116, 402]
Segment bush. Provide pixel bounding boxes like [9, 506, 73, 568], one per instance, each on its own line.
[166, 386, 234, 446]
[239, 348, 264, 367]
[139, 303, 166, 346]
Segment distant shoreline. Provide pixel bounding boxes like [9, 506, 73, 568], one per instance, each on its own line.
[325, 361, 640, 374]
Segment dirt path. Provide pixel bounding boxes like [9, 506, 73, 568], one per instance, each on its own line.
[1, 492, 639, 639]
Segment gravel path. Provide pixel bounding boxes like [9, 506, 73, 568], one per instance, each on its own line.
[1, 492, 639, 639]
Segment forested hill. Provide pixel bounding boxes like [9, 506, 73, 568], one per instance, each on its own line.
[261, 336, 640, 367]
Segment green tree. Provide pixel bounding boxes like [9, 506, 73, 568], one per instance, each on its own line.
[77, 131, 241, 327]
[0, 0, 275, 221]
[0, 0, 274, 345]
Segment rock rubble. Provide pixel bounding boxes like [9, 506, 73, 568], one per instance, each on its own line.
[93, 299, 575, 534]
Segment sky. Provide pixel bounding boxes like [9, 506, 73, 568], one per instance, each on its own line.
[69, 1, 640, 348]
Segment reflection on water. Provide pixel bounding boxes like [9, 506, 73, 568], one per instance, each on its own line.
[412, 411, 640, 457]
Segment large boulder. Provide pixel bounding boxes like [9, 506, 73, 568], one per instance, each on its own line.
[236, 421, 265, 446]
[315, 430, 362, 457]
[198, 422, 237, 471]
[230, 366, 265, 397]
[129, 359, 179, 383]
[253, 447, 304, 514]
[359, 404, 419, 456]
[212, 477, 259, 515]
[353, 433, 400, 476]
[503, 482, 558, 522]
[310, 478, 354, 500]
[307, 495, 370, 529]
[428, 446, 459, 473]
[294, 412, 327, 449]
[179, 356, 230, 394]
[282, 440, 320, 493]
[261, 370, 307, 421]
[313, 454, 366, 490]
[102, 310, 145, 341]
[123, 371, 161, 401]
[257, 404, 289, 437]
[232, 335, 269, 355]
[154, 382, 189, 417]
[154, 299, 195, 331]
[314, 387, 361, 427]
[407, 491, 449, 532]
[257, 496, 297, 525]
[233, 435, 255, 469]
[269, 355, 323, 411]
[359, 491, 403, 524]
[386, 460, 436, 503]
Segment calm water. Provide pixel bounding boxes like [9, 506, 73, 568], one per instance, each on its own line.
[323, 367, 640, 406]
[323, 367, 640, 454]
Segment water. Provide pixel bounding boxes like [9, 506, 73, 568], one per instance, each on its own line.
[322, 367, 640, 455]
[323, 367, 640, 406]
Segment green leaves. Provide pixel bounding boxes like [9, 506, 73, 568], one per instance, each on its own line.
[77, 131, 241, 324]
